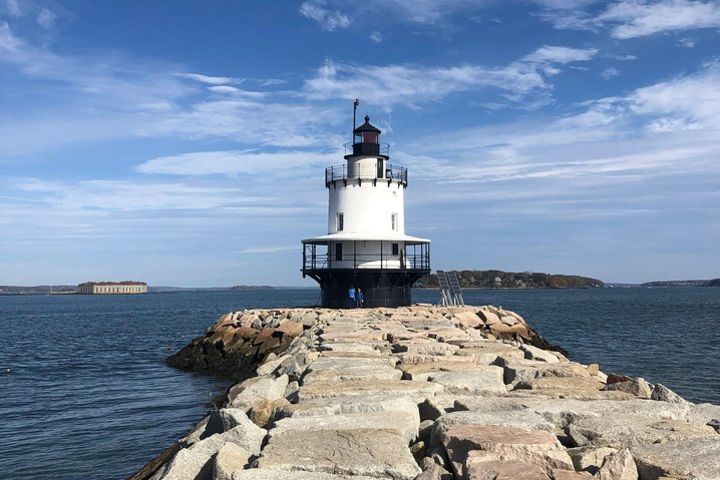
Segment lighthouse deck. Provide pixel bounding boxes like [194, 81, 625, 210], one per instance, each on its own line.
[302, 237, 430, 273]
[325, 162, 408, 187]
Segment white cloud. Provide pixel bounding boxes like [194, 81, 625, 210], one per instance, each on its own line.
[530, 0, 598, 9]
[522, 45, 598, 64]
[676, 37, 696, 47]
[544, 0, 720, 39]
[605, 53, 638, 60]
[0, 22, 21, 51]
[0, 25, 342, 154]
[13, 178, 264, 211]
[137, 150, 335, 176]
[2, 0, 21, 17]
[176, 72, 236, 85]
[600, 0, 720, 39]
[299, 0, 351, 30]
[601, 67, 620, 79]
[369, 31, 383, 43]
[304, 46, 597, 109]
[36, 8, 55, 28]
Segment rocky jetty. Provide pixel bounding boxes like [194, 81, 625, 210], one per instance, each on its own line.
[138, 305, 720, 480]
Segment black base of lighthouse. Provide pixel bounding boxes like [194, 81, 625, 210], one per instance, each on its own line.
[306, 269, 426, 308]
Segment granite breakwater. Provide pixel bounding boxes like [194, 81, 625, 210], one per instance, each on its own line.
[135, 305, 720, 480]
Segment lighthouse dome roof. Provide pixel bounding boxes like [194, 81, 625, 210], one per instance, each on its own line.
[353, 115, 381, 134]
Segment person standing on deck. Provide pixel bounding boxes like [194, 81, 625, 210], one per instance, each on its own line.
[347, 286, 355, 308]
[357, 289, 364, 308]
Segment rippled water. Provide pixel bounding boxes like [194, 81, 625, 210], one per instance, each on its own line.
[0, 287, 717, 479]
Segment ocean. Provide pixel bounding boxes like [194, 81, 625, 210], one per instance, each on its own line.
[1, 287, 718, 479]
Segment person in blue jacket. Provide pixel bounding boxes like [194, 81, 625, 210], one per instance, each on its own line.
[347, 286, 355, 308]
[357, 288, 364, 308]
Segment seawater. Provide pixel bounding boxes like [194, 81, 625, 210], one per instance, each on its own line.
[0, 287, 718, 479]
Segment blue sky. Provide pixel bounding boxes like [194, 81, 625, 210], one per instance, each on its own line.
[1, 0, 719, 286]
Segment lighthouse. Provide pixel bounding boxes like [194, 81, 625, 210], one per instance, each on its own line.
[302, 102, 431, 308]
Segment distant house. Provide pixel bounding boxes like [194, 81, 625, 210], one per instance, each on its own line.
[77, 281, 147, 295]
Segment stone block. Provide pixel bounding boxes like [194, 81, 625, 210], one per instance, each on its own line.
[427, 368, 506, 395]
[256, 428, 422, 480]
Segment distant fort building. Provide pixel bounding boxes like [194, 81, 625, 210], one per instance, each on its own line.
[77, 281, 147, 295]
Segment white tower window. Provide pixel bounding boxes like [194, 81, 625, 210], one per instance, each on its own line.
[391, 213, 398, 231]
[336, 213, 344, 232]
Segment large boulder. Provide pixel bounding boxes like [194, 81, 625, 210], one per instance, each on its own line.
[631, 437, 720, 480]
[231, 471, 378, 479]
[605, 378, 653, 399]
[649, 384, 687, 404]
[268, 410, 420, 443]
[276, 394, 417, 420]
[431, 410, 556, 447]
[427, 367, 506, 395]
[440, 424, 574, 477]
[256, 428, 421, 480]
[501, 360, 593, 388]
[566, 414, 717, 448]
[567, 446, 619, 472]
[212, 443, 249, 480]
[228, 375, 289, 411]
[297, 379, 444, 403]
[595, 449, 638, 480]
[520, 345, 561, 364]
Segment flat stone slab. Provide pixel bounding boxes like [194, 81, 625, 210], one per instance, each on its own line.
[401, 361, 498, 381]
[441, 424, 574, 477]
[298, 379, 444, 403]
[269, 410, 419, 442]
[307, 356, 398, 370]
[454, 344, 525, 364]
[631, 437, 720, 480]
[567, 414, 717, 448]
[277, 394, 418, 419]
[256, 428, 422, 480]
[302, 366, 402, 385]
[432, 410, 557, 444]
[232, 471, 379, 480]
[317, 342, 386, 354]
[427, 367, 506, 395]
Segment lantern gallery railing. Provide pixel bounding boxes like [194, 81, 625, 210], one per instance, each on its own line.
[302, 242, 430, 273]
[325, 163, 408, 187]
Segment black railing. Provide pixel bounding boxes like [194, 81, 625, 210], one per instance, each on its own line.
[325, 163, 408, 186]
[302, 243, 430, 272]
[344, 142, 390, 157]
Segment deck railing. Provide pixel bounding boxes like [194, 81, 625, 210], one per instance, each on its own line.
[302, 244, 430, 272]
[325, 163, 408, 187]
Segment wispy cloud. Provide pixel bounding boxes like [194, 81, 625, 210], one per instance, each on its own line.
[369, 31, 383, 43]
[36, 8, 55, 29]
[299, 0, 351, 30]
[601, 67, 620, 79]
[676, 37, 696, 47]
[542, 0, 720, 39]
[304, 46, 597, 109]
[137, 150, 336, 176]
[176, 72, 237, 85]
[2, 0, 22, 17]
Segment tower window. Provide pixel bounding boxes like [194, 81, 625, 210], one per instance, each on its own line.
[391, 213, 398, 231]
[392, 243, 399, 255]
[336, 213, 344, 232]
[335, 243, 343, 261]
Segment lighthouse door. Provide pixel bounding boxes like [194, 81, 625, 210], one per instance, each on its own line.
[377, 159, 384, 179]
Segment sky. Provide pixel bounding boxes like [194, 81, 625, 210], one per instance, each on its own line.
[1, 0, 719, 286]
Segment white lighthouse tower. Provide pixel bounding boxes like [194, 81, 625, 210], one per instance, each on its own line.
[302, 102, 430, 307]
